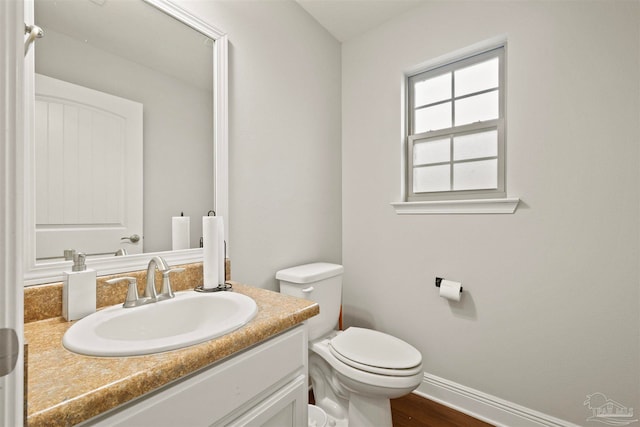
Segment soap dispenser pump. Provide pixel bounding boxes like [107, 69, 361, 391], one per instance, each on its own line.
[62, 252, 97, 321]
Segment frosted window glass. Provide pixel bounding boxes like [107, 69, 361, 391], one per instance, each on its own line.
[453, 130, 498, 161]
[455, 57, 499, 97]
[414, 73, 451, 107]
[414, 102, 451, 133]
[414, 164, 450, 193]
[455, 91, 498, 126]
[453, 159, 497, 191]
[414, 137, 450, 165]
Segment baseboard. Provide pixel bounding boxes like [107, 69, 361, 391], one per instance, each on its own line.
[416, 373, 581, 427]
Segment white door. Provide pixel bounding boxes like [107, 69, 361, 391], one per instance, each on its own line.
[34, 74, 143, 260]
[1, 1, 25, 426]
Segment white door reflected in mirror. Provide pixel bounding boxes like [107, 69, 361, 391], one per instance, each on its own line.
[35, 74, 143, 260]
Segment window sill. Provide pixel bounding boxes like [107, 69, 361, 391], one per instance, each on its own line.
[391, 197, 520, 215]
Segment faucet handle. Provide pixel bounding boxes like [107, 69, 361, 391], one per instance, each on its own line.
[157, 268, 185, 301]
[106, 276, 140, 308]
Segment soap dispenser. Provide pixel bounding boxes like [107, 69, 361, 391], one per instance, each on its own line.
[63, 252, 97, 321]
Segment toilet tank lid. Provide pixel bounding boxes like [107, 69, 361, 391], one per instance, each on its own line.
[276, 262, 344, 284]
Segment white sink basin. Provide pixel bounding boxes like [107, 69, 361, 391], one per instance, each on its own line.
[63, 291, 258, 357]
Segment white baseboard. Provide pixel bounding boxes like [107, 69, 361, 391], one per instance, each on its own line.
[416, 373, 581, 427]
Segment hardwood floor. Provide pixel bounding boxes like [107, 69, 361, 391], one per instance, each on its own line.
[391, 393, 494, 427]
[310, 390, 493, 426]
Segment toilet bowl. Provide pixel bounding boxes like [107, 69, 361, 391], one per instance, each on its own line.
[277, 263, 423, 427]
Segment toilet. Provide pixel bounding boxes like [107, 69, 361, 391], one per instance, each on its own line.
[277, 263, 423, 427]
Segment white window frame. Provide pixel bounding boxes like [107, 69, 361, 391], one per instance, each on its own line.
[393, 38, 519, 214]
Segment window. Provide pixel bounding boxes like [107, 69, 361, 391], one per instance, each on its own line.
[406, 46, 505, 202]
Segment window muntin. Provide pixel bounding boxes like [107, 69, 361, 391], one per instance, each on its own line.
[407, 46, 505, 201]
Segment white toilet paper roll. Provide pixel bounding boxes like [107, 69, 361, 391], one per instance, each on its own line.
[439, 279, 462, 302]
[171, 216, 190, 250]
[202, 215, 221, 289]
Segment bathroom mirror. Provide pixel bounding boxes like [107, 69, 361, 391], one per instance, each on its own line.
[24, 0, 228, 285]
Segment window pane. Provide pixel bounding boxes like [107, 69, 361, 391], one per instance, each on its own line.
[414, 137, 450, 165]
[414, 164, 450, 193]
[454, 91, 498, 126]
[453, 159, 497, 191]
[414, 102, 451, 133]
[414, 73, 451, 107]
[455, 57, 499, 97]
[453, 130, 498, 161]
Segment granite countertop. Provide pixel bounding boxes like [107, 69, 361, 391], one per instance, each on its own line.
[24, 282, 318, 427]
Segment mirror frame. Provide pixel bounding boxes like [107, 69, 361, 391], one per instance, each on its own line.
[24, 0, 228, 285]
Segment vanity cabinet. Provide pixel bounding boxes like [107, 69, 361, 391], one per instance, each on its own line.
[82, 325, 308, 427]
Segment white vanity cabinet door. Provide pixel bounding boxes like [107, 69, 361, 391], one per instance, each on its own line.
[222, 374, 307, 427]
[83, 325, 308, 427]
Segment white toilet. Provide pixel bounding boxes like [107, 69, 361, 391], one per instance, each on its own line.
[277, 262, 423, 427]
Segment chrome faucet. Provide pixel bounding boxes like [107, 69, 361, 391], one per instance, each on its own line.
[144, 256, 185, 302]
[144, 256, 170, 300]
[105, 257, 184, 308]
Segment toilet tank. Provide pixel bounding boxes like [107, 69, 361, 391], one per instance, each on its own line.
[276, 263, 344, 341]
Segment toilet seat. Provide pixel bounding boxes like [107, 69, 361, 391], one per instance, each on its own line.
[329, 327, 422, 377]
[310, 336, 424, 391]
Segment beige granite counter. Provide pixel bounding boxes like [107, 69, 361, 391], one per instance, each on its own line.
[24, 272, 318, 426]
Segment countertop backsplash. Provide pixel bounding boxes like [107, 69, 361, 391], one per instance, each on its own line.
[24, 259, 230, 323]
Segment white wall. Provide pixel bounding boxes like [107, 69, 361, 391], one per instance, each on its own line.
[179, 0, 342, 289]
[36, 29, 213, 253]
[342, 1, 639, 425]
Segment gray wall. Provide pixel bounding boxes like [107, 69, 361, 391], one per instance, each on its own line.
[342, 1, 639, 424]
[181, 0, 343, 289]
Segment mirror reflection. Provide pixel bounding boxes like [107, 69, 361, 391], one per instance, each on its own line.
[34, 0, 214, 261]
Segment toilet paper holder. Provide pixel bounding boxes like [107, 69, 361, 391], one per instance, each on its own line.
[435, 277, 463, 293]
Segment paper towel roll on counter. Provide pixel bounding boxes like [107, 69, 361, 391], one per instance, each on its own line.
[172, 215, 191, 250]
[202, 215, 225, 289]
[217, 218, 225, 285]
[439, 279, 462, 302]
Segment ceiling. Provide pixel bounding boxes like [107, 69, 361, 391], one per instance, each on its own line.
[35, 0, 426, 88]
[295, 0, 425, 42]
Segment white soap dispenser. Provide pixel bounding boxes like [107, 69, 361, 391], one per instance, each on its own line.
[63, 252, 97, 321]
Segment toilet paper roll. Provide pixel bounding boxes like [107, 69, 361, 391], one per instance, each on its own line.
[202, 215, 221, 289]
[172, 216, 190, 250]
[439, 279, 462, 302]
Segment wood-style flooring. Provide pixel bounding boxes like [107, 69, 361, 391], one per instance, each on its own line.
[391, 393, 494, 427]
[310, 390, 494, 426]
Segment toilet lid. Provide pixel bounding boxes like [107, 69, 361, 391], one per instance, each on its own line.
[329, 327, 422, 376]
